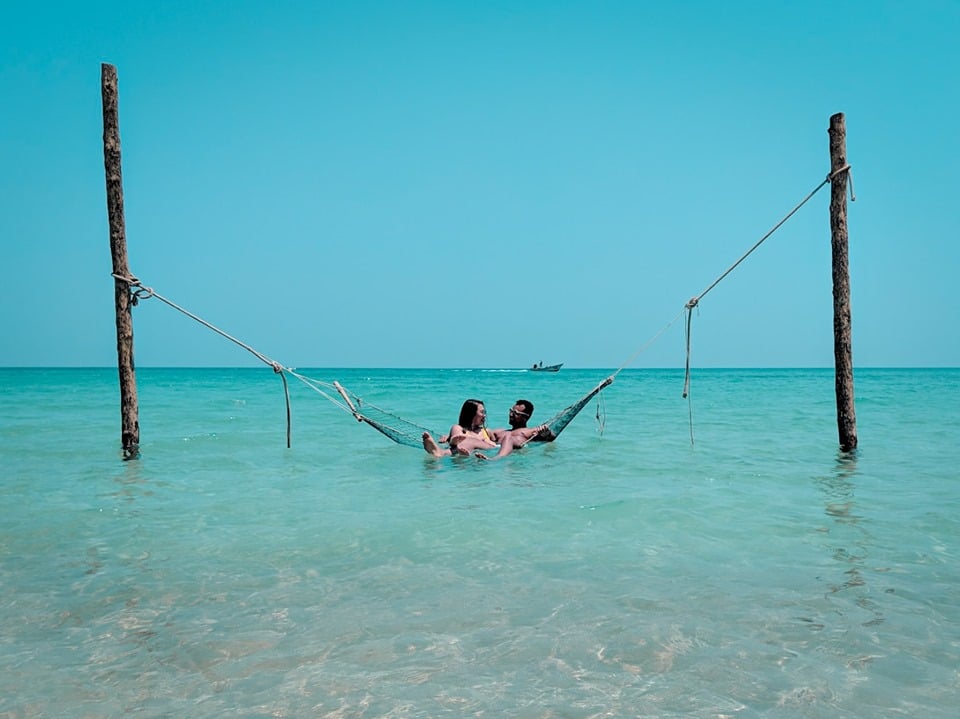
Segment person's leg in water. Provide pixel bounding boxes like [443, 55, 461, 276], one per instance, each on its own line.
[422, 432, 452, 457]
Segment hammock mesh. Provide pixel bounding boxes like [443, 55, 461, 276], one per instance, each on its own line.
[538, 376, 613, 441]
[335, 387, 441, 449]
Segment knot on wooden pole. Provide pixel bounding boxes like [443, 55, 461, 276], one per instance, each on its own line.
[827, 163, 850, 181]
[827, 163, 856, 202]
[131, 286, 155, 303]
[111, 271, 138, 284]
[112, 272, 155, 305]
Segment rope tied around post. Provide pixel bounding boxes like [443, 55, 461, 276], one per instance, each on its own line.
[827, 163, 856, 202]
[112, 272, 150, 305]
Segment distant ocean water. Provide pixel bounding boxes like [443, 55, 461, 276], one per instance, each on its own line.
[1, 367, 958, 718]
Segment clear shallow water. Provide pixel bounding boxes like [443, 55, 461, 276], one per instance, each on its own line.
[1, 367, 958, 717]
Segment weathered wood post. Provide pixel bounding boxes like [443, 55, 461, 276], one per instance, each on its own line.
[828, 112, 857, 452]
[101, 63, 140, 459]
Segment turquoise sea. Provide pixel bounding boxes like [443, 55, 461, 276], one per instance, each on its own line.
[1, 367, 958, 718]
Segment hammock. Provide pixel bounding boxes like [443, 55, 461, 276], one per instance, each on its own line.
[326, 374, 615, 450]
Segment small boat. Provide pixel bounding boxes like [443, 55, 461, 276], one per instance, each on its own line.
[528, 362, 563, 372]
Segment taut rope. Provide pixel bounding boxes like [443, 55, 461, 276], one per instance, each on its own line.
[598, 166, 853, 445]
[111, 273, 360, 447]
[678, 166, 854, 443]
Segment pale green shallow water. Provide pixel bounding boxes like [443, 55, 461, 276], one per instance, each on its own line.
[1, 367, 958, 717]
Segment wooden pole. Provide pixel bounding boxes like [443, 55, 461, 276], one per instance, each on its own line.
[102, 63, 140, 459]
[828, 112, 857, 452]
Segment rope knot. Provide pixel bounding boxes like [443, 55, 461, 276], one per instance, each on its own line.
[827, 164, 851, 182]
[827, 164, 856, 202]
[111, 272, 140, 285]
[685, 297, 699, 310]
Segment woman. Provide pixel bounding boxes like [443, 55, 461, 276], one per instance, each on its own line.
[422, 399, 498, 457]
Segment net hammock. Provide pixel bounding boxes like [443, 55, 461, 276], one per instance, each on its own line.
[320, 373, 615, 450]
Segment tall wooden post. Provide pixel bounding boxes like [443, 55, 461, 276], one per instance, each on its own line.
[828, 112, 857, 452]
[102, 63, 140, 459]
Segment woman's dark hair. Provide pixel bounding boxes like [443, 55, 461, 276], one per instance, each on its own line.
[458, 399, 484, 427]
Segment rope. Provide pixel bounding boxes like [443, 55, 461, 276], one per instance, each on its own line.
[832, 163, 856, 202]
[110, 273, 315, 446]
[279, 369, 291, 448]
[593, 167, 851, 445]
[110, 276, 436, 448]
[682, 304, 694, 399]
[594, 391, 606, 435]
[677, 165, 853, 442]
[113, 273, 398, 446]
[113, 274, 283, 370]
[683, 306, 695, 445]
[683, 169, 849, 358]
[613, 168, 852, 379]
[686, 174, 832, 312]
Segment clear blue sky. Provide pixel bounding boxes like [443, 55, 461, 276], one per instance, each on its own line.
[2, 1, 957, 368]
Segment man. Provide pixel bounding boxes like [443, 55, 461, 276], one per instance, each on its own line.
[474, 399, 551, 461]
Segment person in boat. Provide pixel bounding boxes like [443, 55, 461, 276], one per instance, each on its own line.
[422, 399, 548, 458]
